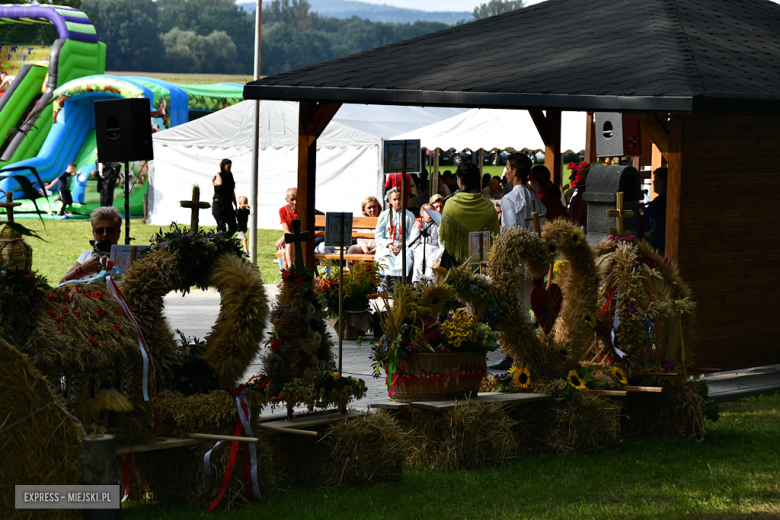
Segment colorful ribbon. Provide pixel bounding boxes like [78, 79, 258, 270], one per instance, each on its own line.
[121, 453, 133, 503]
[597, 285, 618, 319]
[205, 385, 262, 512]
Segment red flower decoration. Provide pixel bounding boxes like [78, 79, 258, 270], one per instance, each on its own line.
[270, 338, 283, 352]
[89, 336, 99, 345]
[114, 325, 123, 334]
[63, 294, 72, 303]
[74, 311, 81, 318]
[95, 308, 105, 318]
[114, 307, 123, 315]
[46, 294, 56, 301]
[23, 274, 32, 280]
[74, 287, 82, 293]
[62, 306, 68, 313]
[57, 326, 65, 334]
[46, 310, 56, 318]
[281, 271, 292, 280]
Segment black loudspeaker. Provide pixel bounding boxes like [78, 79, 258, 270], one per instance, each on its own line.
[94, 98, 154, 162]
[594, 112, 640, 158]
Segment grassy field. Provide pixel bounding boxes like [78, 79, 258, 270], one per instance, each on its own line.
[19, 218, 283, 285]
[122, 393, 780, 520]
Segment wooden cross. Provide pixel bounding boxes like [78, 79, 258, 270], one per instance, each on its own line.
[180, 185, 210, 234]
[605, 192, 635, 233]
[285, 219, 310, 268]
[0, 191, 21, 224]
[524, 200, 546, 235]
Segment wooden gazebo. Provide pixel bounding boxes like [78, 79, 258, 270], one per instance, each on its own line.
[244, 0, 780, 370]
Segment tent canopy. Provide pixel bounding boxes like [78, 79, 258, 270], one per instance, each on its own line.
[149, 100, 464, 230]
[392, 109, 586, 153]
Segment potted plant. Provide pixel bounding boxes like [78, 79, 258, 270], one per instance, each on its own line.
[316, 261, 381, 340]
[369, 268, 500, 402]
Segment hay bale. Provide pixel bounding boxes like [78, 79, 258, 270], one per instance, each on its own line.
[0, 338, 83, 519]
[319, 410, 406, 486]
[543, 393, 622, 453]
[396, 400, 518, 470]
[131, 439, 273, 509]
[621, 378, 705, 440]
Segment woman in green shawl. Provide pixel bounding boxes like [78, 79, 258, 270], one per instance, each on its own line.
[440, 162, 500, 267]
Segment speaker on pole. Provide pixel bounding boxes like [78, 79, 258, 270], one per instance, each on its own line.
[594, 112, 640, 158]
[94, 98, 154, 163]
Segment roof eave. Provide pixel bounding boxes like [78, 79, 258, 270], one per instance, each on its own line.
[243, 85, 695, 114]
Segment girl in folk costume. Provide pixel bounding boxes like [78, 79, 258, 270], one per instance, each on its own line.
[409, 204, 443, 284]
[375, 188, 415, 281]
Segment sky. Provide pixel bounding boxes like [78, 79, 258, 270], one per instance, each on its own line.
[353, 0, 546, 11]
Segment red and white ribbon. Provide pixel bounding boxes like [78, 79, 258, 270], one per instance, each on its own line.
[204, 385, 262, 511]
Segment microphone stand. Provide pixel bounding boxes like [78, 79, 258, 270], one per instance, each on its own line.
[408, 220, 437, 282]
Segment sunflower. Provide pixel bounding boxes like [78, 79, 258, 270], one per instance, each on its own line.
[553, 260, 565, 274]
[570, 230, 582, 246]
[611, 366, 628, 385]
[558, 346, 569, 358]
[419, 284, 456, 316]
[567, 369, 586, 390]
[508, 365, 531, 389]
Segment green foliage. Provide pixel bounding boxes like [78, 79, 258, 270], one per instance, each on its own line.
[149, 223, 246, 293]
[472, 0, 524, 20]
[160, 28, 239, 73]
[169, 329, 218, 396]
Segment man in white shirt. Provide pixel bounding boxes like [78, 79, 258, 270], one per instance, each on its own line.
[490, 152, 546, 371]
[500, 153, 546, 231]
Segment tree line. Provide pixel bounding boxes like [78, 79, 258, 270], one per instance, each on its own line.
[2, 0, 523, 77]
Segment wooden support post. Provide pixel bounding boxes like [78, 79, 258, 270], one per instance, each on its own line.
[297, 101, 342, 269]
[0, 191, 21, 223]
[530, 110, 562, 185]
[478, 149, 484, 178]
[338, 212, 344, 375]
[585, 112, 597, 164]
[665, 115, 683, 263]
[82, 434, 120, 520]
[401, 140, 408, 285]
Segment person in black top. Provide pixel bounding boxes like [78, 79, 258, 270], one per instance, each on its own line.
[45, 162, 80, 219]
[236, 195, 250, 252]
[92, 162, 121, 208]
[212, 158, 237, 234]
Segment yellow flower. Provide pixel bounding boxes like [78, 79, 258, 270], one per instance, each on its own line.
[419, 284, 456, 316]
[331, 372, 340, 381]
[553, 260, 565, 274]
[611, 366, 628, 385]
[509, 366, 531, 388]
[567, 369, 586, 390]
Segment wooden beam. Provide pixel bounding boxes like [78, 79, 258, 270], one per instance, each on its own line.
[529, 110, 552, 144]
[635, 113, 669, 161]
[665, 114, 683, 263]
[585, 112, 597, 164]
[297, 101, 341, 269]
[544, 110, 562, 185]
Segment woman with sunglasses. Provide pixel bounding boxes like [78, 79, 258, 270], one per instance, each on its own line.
[59, 207, 122, 284]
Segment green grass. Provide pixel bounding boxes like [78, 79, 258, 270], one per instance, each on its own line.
[123, 393, 780, 520]
[19, 218, 283, 285]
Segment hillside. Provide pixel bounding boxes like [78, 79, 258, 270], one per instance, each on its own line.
[239, 0, 470, 24]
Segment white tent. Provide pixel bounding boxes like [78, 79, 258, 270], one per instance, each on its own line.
[391, 109, 587, 153]
[149, 100, 465, 230]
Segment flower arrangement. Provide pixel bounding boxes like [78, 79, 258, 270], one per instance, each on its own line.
[150, 223, 246, 293]
[316, 262, 381, 319]
[567, 161, 595, 190]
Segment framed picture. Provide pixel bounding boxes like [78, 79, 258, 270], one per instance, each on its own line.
[110, 245, 149, 277]
[383, 139, 422, 174]
[468, 231, 491, 264]
[325, 212, 353, 248]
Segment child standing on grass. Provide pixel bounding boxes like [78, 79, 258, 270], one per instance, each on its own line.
[236, 195, 250, 253]
[45, 162, 80, 219]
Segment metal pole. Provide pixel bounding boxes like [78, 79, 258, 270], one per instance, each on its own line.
[338, 212, 344, 376]
[249, 0, 262, 264]
[401, 140, 407, 285]
[124, 162, 130, 245]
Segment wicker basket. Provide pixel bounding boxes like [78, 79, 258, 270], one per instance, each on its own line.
[392, 352, 486, 403]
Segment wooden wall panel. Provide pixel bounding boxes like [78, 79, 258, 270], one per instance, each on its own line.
[676, 115, 780, 370]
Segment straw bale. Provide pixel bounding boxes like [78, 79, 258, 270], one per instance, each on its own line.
[318, 410, 406, 486]
[395, 400, 518, 470]
[621, 378, 705, 440]
[131, 438, 273, 508]
[0, 338, 83, 519]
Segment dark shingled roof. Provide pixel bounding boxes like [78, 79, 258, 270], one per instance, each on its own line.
[244, 0, 780, 113]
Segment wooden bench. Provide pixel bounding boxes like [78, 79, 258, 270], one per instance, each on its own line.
[275, 215, 379, 265]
